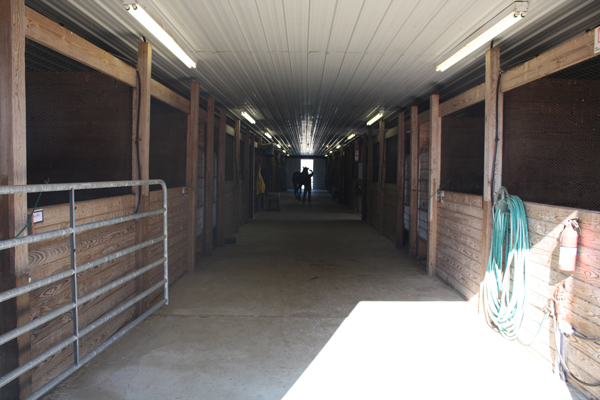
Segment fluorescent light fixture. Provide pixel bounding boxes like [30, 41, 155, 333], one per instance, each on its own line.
[336, 145, 341, 149]
[367, 109, 384, 126]
[282, 149, 286, 153]
[347, 133, 356, 140]
[276, 144, 281, 149]
[240, 110, 255, 124]
[329, 150, 333, 154]
[264, 132, 273, 139]
[125, 3, 196, 68]
[436, 3, 527, 72]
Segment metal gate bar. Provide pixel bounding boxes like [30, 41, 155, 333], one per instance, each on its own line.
[0, 180, 169, 400]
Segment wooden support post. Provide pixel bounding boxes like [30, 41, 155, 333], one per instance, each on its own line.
[186, 82, 200, 272]
[409, 106, 419, 258]
[482, 48, 501, 283]
[427, 95, 441, 277]
[248, 131, 255, 219]
[234, 119, 241, 232]
[367, 127, 374, 222]
[134, 42, 152, 315]
[378, 120, 386, 234]
[396, 112, 405, 248]
[204, 97, 215, 255]
[0, 1, 30, 398]
[216, 109, 226, 246]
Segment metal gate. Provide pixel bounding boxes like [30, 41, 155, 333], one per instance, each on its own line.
[0, 180, 169, 400]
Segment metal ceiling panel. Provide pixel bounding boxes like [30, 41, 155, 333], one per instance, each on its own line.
[25, 0, 600, 155]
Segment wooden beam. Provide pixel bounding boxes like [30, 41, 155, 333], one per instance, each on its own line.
[0, 1, 30, 398]
[204, 98, 215, 255]
[494, 92, 504, 196]
[135, 42, 152, 316]
[24, 6, 137, 87]
[234, 119, 241, 232]
[427, 95, 441, 277]
[186, 82, 200, 273]
[396, 112, 405, 248]
[248, 131, 255, 219]
[440, 83, 484, 117]
[500, 29, 597, 93]
[216, 109, 226, 246]
[150, 80, 190, 114]
[409, 106, 419, 259]
[482, 48, 500, 286]
[378, 120, 386, 235]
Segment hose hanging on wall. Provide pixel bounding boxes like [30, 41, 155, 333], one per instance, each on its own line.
[482, 187, 537, 342]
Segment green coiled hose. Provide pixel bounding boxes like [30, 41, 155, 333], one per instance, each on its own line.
[483, 187, 533, 342]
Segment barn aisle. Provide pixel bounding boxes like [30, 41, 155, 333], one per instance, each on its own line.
[45, 191, 580, 400]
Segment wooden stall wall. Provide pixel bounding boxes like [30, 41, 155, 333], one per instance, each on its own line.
[435, 192, 483, 304]
[27, 195, 137, 390]
[524, 203, 600, 396]
[146, 188, 190, 298]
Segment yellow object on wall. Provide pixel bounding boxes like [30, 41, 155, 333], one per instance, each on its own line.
[256, 166, 265, 195]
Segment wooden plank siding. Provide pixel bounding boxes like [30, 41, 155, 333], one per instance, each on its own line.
[520, 201, 600, 397]
[435, 191, 483, 304]
[26, 188, 189, 391]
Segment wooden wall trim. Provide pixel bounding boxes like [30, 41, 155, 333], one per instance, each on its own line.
[409, 106, 419, 258]
[204, 97, 215, 255]
[1, 1, 31, 397]
[150, 80, 190, 114]
[186, 82, 200, 272]
[384, 126, 398, 139]
[24, 6, 137, 87]
[482, 48, 500, 286]
[216, 109, 226, 246]
[500, 29, 597, 93]
[440, 83, 484, 117]
[378, 120, 386, 235]
[396, 112, 405, 249]
[427, 95, 441, 277]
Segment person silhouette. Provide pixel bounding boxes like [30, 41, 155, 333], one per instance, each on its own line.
[301, 167, 313, 203]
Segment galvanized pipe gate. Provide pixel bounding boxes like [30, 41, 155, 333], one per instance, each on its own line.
[0, 180, 169, 399]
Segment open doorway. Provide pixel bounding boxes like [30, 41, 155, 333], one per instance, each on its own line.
[300, 159, 313, 187]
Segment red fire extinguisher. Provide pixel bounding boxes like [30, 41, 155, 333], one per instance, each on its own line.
[558, 219, 579, 272]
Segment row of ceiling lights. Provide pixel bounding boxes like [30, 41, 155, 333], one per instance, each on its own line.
[124, 1, 528, 154]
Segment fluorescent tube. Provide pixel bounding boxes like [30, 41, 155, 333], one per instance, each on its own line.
[436, 9, 526, 72]
[125, 4, 196, 68]
[366, 113, 383, 126]
[241, 111, 255, 124]
[264, 132, 273, 139]
[347, 133, 356, 140]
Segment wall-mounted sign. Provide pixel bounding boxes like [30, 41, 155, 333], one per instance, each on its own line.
[595, 26, 600, 54]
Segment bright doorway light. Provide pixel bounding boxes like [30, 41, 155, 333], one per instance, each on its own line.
[301, 159, 314, 187]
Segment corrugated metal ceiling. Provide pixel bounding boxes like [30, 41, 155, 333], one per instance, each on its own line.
[25, 0, 600, 155]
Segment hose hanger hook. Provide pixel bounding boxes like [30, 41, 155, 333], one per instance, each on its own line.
[494, 187, 510, 214]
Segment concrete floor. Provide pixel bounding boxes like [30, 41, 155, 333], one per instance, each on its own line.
[45, 190, 583, 399]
